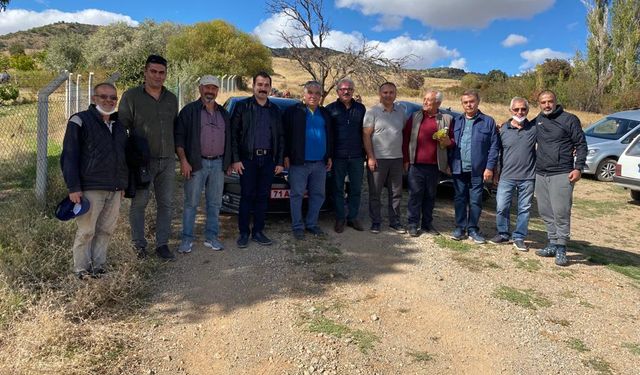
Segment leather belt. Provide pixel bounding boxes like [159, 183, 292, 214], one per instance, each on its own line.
[201, 155, 222, 160]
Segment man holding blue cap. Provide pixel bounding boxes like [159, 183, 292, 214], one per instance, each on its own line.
[61, 82, 128, 279]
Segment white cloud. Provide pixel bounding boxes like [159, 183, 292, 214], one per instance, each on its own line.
[519, 48, 571, 70]
[254, 14, 458, 69]
[335, 0, 555, 29]
[501, 34, 528, 47]
[449, 58, 467, 70]
[372, 14, 403, 31]
[0, 8, 139, 35]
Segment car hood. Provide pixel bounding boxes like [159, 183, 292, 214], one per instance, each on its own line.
[585, 136, 616, 148]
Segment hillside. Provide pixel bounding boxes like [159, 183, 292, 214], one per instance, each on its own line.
[0, 22, 98, 52]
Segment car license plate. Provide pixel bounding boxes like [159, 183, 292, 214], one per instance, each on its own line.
[270, 189, 290, 199]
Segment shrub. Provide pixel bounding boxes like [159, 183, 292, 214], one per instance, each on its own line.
[0, 84, 19, 101]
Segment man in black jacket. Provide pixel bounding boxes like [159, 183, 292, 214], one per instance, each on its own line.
[61, 83, 128, 279]
[175, 75, 232, 253]
[533, 90, 587, 266]
[325, 78, 366, 233]
[283, 81, 334, 240]
[229, 72, 285, 248]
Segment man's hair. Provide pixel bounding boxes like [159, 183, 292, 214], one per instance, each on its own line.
[93, 82, 117, 93]
[336, 78, 355, 90]
[253, 71, 272, 85]
[538, 89, 556, 100]
[510, 96, 529, 109]
[461, 89, 480, 101]
[424, 89, 443, 103]
[378, 81, 396, 91]
[145, 54, 167, 69]
[303, 80, 322, 93]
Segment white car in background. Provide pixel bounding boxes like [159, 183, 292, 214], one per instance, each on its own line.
[613, 133, 640, 201]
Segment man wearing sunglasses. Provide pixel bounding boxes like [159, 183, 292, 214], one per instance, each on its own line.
[489, 97, 537, 251]
[61, 83, 128, 279]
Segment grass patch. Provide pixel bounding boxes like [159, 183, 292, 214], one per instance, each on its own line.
[572, 198, 627, 218]
[582, 357, 613, 374]
[579, 300, 596, 309]
[493, 286, 552, 310]
[397, 308, 410, 314]
[547, 317, 571, 327]
[622, 342, 640, 355]
[512, 255, 542, 272]
[567, 337, 590, 352]
[559, 290, 577, 299]
[556, 270, 575, 278]
[307, 316, 379, 353]
[572, 242, 640, 284]
[407, 350, 434, 362]
[434, 236, 473, 252]
[451, 254, 501, 272]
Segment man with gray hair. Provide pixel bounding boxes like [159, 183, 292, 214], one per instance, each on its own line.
[326, 78, 367, 233]
[489, 97, 537, 251]
[283, 81, 334, 240]
[402, 89, 454, 236]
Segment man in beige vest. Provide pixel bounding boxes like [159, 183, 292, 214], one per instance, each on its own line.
[402, 89, 454, 237]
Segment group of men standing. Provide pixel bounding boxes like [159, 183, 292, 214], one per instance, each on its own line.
[60, 53, 587, 279]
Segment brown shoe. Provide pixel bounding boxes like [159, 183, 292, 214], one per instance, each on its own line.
[334, 219, 345, 233]
[347, 219, 364, 231]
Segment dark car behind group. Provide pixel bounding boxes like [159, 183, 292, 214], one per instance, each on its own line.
[220, 97, 487, 214]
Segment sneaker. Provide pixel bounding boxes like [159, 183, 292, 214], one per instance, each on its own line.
[334, 220, 345, 233]
[155, 245, 176, 261]
[390, 223, 406, 234]
[204, 238, 224, 251]
[535, 243, 557, 257]
[370, 223, 381, 234]
[489, 234, 510, 244]
[347, 219, 364, 231]
[237, 233, 249, 248]
[177, 240, 193, 254]
[91, 267, 106, 279]
[307, 226, 326, 236]
[468, 231, 486, 244]
[252, 232, 273, 246]
[408, 225, 420, 237]
[555, 245, 568, 266]
[135, 246, 147, 259]
[513, 239, 528, 252]
[293, 230, 305, 240]
[450, 228, 466, 241]
[421, 225, 441, 236]
[75, 270, 91, 280]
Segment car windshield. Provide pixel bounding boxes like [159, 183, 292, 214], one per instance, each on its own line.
[585, 116, 640, 140]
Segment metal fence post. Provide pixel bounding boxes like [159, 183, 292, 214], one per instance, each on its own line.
[35, 71, 71, 205]
[75, 74, 81, 113]
[65, 72, 72, 118]
[88, 72, 94, 105]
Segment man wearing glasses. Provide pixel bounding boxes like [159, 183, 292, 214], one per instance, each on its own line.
[174, 75, 232, 253]
[325, 78, 366, 233]
[119, 55, 179, 260]
[283, 81, 334, 240]
[489, 97, 537, 251]
[61, 83, 128, 279]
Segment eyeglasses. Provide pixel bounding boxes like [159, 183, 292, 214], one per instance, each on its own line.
[512, 107, 527, 112]
[95, 94, 118, 101]
[338, 87, 354, 92]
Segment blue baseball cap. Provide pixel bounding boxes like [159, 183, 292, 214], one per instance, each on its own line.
[55, 196, 90, 221]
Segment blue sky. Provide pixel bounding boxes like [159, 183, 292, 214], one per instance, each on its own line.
[2, 0, 589, 75]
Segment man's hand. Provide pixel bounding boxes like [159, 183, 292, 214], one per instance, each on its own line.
[226, 166, 234, 176]
[180, 159, 192, 179]
[284, 157, 290, 169]
[403, 161, 410, 173]
[231, 161, 244, 175]
[439, 137, 452, 147]
[367, 157, 377, 172]
[69, 191, 82, 204]
[326, 158, 332, 171]
[483, 168, 494, 182]
[568, 169, 582, 183]
[274, 165, 284, 175]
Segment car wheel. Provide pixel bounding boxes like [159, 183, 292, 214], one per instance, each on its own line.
[596, 158, 617, 182]
[631, 190, 640, 202]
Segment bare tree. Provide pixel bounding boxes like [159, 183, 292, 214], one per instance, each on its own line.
[267, 0, 407, 103]
[582, 0, 612, 97]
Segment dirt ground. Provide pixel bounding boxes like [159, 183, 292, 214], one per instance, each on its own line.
[131, 176, 640, 375]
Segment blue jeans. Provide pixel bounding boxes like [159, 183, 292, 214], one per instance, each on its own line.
[452, 172, 484, 233]
[332, 157, 364, 221]
[238, 155, 275, 235]
[289, 161, 326, 231]
[495, 179, 535, 240]
[407, 164, 439, 228]
[181, 158, 224, 243]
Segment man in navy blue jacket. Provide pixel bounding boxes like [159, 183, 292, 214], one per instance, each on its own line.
[448, 90, 500, 243]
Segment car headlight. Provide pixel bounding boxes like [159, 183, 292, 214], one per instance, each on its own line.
[587, 149, 598, 156]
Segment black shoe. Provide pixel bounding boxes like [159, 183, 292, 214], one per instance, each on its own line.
[536, 243, 557, 257]
[450, 228, 466, 241]
[390, 223, 406, 234]
[155, 245, 176, 261]
[468, 231, 486, 244]
[91, 267, 106, 279]
[293, 230, 305, 240]
[347, 219, 364, 231]
[237, 233, 249, 248]
[252, 232, 272, 246]
[75, 270, 91, 280]
[135, 246, 147, 259]
[334, 220, 345, 233]
[489, 234, 510, 244]
[408, 226, 420, 237]
[370, 223, 380, 234]
[421, 225, 440, 236]
[306, 226, 326, 236]
[555, 245, 568, 266]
